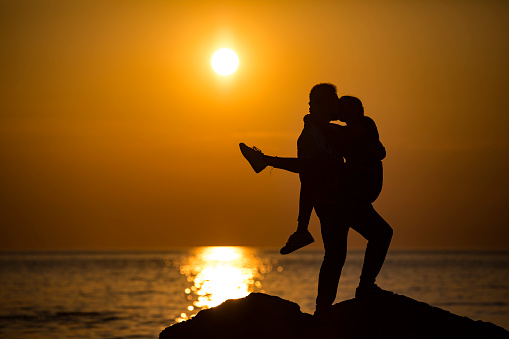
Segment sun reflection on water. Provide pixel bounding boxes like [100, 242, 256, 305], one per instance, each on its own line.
[176, 247, 272, 322]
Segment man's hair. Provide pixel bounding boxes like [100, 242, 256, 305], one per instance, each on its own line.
[309, 83, 337, 104]
[339, 95, 364, 116]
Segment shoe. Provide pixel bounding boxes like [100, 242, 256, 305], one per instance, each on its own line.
[355, 283, 391, 299]
[280, 231, 314, 255]
[313, 304, 333, 326]
[239, 143, 267, 173]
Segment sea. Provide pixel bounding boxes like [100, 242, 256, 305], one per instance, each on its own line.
[0, 248, 508, 338]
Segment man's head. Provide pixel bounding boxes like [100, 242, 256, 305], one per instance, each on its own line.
[309, 83, 340, 122]
[338, 95, 364, 123]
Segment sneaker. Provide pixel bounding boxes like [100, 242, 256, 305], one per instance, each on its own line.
[355, 283, 391, 299]
[313, 304, 332, 322]
[280, 231, 314, 255]
[239, 143, 267, 173]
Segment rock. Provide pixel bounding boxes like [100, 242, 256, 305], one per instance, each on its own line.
[159, 293, 313, 339]
[159, 292, 509, 339]
[329, 292, 509, 339]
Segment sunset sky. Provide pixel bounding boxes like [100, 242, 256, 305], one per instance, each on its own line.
[1, 0, 508, 251]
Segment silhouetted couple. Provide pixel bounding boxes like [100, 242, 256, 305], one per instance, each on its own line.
[240, 83, 393, 320]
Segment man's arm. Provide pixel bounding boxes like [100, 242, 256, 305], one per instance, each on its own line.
[305, 114, 386, 161]
[303, 114, 366, 150]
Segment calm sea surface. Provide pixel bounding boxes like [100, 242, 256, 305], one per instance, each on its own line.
[0, 248, 508, 338]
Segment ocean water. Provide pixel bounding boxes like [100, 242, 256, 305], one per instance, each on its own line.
[0, 248, 508, 338]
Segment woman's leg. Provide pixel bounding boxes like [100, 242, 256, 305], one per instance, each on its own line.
[263, 155, 323, 174]
[240, 142, 342, 174]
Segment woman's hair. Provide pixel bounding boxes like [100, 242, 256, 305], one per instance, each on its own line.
[339, 95, 364, 116]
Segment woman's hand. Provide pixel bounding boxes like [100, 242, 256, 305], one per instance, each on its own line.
[370, 142, 386, 160]
[303, 114, 332, 131]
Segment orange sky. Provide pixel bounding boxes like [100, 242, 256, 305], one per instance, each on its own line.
[1, 0, 508, 251]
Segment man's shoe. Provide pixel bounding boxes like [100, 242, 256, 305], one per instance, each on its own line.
[313, 304, 333, 326]
[239, 143, 267, 173]
[280, 231, 314, 255]
[355, 283, 392, 299]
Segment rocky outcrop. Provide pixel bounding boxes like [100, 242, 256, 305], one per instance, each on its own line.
[159, 292, 509, 339]
[160, 294, 313, 339]
[328, 292, 508, 339]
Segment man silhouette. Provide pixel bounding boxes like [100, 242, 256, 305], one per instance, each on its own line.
[240, 84, 393, 319]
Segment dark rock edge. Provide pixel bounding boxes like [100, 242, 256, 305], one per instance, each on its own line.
[160, 292, 509, 339]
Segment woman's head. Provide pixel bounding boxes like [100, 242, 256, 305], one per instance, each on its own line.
[309, 83, 340, 122]
[338, 95, 364, 123]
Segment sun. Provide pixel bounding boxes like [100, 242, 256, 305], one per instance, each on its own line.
[211, 48, 239, 76]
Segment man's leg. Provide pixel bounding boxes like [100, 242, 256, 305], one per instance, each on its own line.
[314, 204, 349, 310]
[347, 203, 393, 293]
